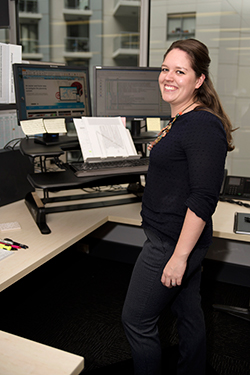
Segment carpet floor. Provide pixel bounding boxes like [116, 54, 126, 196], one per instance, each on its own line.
[0, 245, 249, 375]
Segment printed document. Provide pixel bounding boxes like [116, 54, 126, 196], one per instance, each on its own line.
[0, 42, 22, 103]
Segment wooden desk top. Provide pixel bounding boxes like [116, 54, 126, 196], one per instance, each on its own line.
[213, 200, 250, 241]
[0, 194, 249, 292]
[0, 194, 142, 292]
[0, 330, 84, 375]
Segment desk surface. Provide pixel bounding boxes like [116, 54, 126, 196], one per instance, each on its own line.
[0, 193, 142, 292]
[0, 330, 84, 375]
[20, 137, 79, 158]
[0, 193, 250, 293]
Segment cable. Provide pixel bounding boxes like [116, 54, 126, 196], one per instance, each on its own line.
[81, 185, 124, 194]
[3, 138, 22, 149]
[219, 196, 250, 209]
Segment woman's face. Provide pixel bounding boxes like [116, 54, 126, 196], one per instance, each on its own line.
[158, 48, 204, 111]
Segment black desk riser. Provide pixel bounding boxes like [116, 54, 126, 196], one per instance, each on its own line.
[20, 137, 145, 235]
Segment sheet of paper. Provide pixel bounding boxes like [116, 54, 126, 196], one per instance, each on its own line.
[0, 44, 8, 103]
[20, 119, 46, 135]
[0, 249, 14, 262]
[44, 118, 67, 134]
[0, 42, 22, 104]
[9, 43, 22, 103]
[146, 117, 161, 131]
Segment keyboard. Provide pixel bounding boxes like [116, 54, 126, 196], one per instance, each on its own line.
[70, 158, 149, 178]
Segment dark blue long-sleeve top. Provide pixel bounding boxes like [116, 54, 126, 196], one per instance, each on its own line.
[141, 110, 228, 248]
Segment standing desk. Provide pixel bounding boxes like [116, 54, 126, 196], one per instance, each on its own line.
[19, 137, 144, 234]
[1, 195, 250, 373]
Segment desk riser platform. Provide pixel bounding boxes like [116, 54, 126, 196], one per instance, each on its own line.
[25, 190, 142, 234]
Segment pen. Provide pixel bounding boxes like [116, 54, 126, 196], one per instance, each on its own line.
[3, 238, 28, 249]
[0, 240, 21, 250]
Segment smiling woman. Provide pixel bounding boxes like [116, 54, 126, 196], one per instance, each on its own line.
[122, 38, 234, 375]
[158, 48, 205, 115]
[162, 38, 235, 151]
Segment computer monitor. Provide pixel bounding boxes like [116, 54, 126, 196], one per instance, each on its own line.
[92, 66, 171, 136]
[13, 63, 92, 125]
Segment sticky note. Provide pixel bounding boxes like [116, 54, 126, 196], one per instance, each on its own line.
[146, 117, 161, 131]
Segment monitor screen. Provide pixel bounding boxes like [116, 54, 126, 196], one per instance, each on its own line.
[13, 63, 92, 123]
[93, 66, 171, 122]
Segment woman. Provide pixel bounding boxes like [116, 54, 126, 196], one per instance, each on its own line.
[122, 39, 234, 375]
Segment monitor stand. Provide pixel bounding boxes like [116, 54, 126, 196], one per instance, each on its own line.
[34, 133, 59, 146]
[131, 120, 141, 137]
[131, 119, 158, 140]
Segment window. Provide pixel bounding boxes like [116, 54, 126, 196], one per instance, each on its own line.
[19, 0, 38, 13]
[20, 24, 38, 53]
[65, 0, 89, 10]
[167, 13, 196, 41]
[66, 24, 89, 53]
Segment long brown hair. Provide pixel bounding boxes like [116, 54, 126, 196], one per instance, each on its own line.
[165, 39, 235, 151]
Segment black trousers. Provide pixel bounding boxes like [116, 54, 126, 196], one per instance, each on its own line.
[122, 228, 208, 375]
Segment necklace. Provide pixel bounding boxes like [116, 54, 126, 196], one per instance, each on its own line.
[148, 102, 196, 150]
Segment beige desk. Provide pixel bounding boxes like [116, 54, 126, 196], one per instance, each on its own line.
[208, 200, 250, 267]
[1, 195, 250, 292]
[0, 193, 142, 292]
[0, 194, 250, 374]
[0, 331, 84, 375]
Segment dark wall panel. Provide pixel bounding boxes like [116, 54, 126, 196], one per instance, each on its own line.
[0, 0, 10, 28]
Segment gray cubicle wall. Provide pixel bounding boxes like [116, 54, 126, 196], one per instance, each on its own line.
[0, 148, 34, 206]
[0, 105, 25, 149]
